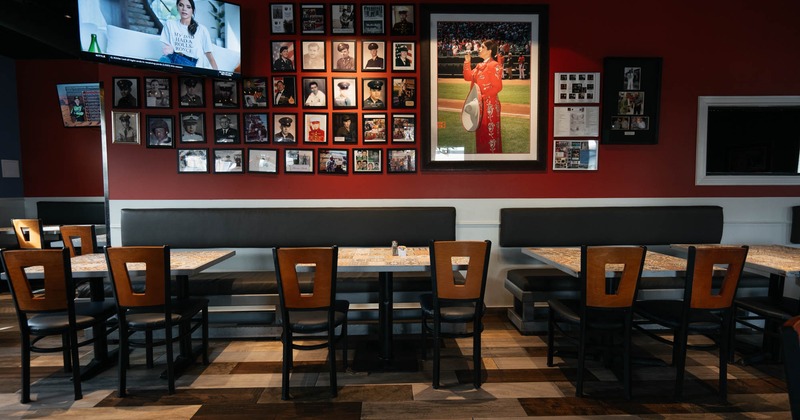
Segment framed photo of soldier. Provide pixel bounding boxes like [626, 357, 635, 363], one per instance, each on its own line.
[330, 3, 356, 34]
[392, 42, 415, 72]
[362, 78, 387, 110]
[212, 79, 239, 108]
[242, 77, 268, 108]
[353, 148, 382, 173]
[179, 112, 206, 143]
[300, 4, 325, 34]
[392, 77, 416, 108]
[248, 148, 279, 173]
[362, 41, 386, 71]
[271, 41, 296, 72]
[303, 113, 328, 144]
[112, 77, 139, 109]
[273, 113, 298, 143]
[111, 111, 140, 144]
[332, 112, 358, 144]
[302, 77, 327, 108]
[213, 113, 241, 144]
[178, 76, 205, 107]
[270, 3, 295, 34]
[243, 113, 270, 143]
[332, 78, 357, 109]
[361, 4, 384, 35]
[213, 149, 244, 173]
[300, 41, 326, 71]
[272, 76, 297, 107]
[177, 149, 209, 173]
[331, 41, 356, 72]
[145, 115, 175, 148]
[390, 5, 415, 36]
[144, 77, 171, 108]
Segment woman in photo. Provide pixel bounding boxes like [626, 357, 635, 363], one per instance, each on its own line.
[463, 40, 503, 153]
[159, 0, 218, 69]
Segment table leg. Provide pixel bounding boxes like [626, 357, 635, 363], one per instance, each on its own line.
[163, 274, 200, 378]
[80, 277, 117, 380]
[379, 272, 394, 361]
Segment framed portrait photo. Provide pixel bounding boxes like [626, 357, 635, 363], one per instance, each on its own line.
[390, 5, 415, 36]
[331, 3, 356, 34]
[179, 112, 206, 143]
[301, 4, 325, 34]
[112, 77, 139, 109]
[331, 40, 356, 72]
[143, 77, 171, 108]
[243, 113, 270, 143]
[391, 113, 416, 143]
[422, 4, 549, 171]
[300, 41, 327, 71]
[318, 148, 348, 174]
[242, 77, 268, 108]
[270, 3, 295, 34]
[332, 77, 357, 109]
[353, 148, 382, 173]
[332, 112, 358, 144]
[212, 79, 239, 108]
[387, 148, 417, 173]
[362, 113, 387, 143]
[271, 41, 296, 72]
[145, 115, 175, 148]
[178, 76, 204, 107]
[273, 113, 298, 143]
[303, 112, 328, 144]
[213, 149, 244, 173]
[111, 111, 140, 144]
[362, 41, 386, 71]
[272, 75, 298, 107]
[361, 4, 385, 35]
[392, 42, 415, 71]
[177, 148, 209, 173]
[284, 149, 314, 173]
[213, 113, 240, 144]
[362, 78, 387, 110]
[248, 148, 279, 173]
[302, 77, 327, 108]
[392, 77, 416, 109]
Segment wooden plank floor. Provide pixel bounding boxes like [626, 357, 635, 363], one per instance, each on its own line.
[0, 294, 793, 419]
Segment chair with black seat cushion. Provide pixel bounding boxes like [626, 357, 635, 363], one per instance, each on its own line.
[419, 240, 491, 389]
[781, 316, 800, 418]
[105, 245, 209, 397]
[12, 218, 47, 249]
[59, 225, 98, 257]
[547, 245, 646, 399]
[0, 248, 116, 403]
[273, 246, 348, 400]
[635, 245, 748, 400]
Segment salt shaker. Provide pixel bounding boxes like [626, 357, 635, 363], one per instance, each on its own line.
[391, 240, 398, 256]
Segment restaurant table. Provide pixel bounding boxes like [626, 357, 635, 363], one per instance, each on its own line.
[5, 249, 236, 379]
[522, 247, 693, 279]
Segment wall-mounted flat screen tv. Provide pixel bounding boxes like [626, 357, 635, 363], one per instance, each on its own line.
[77, 0, 241, 78]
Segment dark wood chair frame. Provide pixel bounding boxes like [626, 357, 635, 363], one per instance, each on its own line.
[780, 316, 800, 418]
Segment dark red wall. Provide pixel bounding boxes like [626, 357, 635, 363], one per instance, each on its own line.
[17, 0, 800, 199]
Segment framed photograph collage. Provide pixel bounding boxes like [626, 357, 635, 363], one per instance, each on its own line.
[116, 3, 419, 175]
[552, 72, 601, 171]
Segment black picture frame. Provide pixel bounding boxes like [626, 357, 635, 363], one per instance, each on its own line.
[421, 4, 549, 171]
[303, 112, 328, 144]
[353, 148, 383, 173]
[243, 113, 270, 143]
[362, 113, 387, 143]
[242, 77, 268, 109]
[387, 148, 417, 173]
[284, 148, 315, 173]
[318, 148, 348, 174]
[144, 77, 171, 108]
[332, 77, 357, 109]
[213, 113, 241, 144]
[177, 148, 209, 173]
[273, 113, 298, 143]
[178, 76, 205, 107]
[301, 77, 327, 108]
[362, 78, 387, 110]
[111, 111, 140, 144]
[362, 40, 387, 71]
[331, 40, 356, 72]
[391, 113, 416, 143]
[112, 77, 139, 109]
[332, 112, 358, 143]
[301, 4, 326, 34]
[391, 41, 415, 72]
[390, 4, 415, 36]
[248, 148, 279, 173]
[178, 112, 206, 143]
[361, 4, 385, 35]
[300, 41, 327, 71]
[271, 41, 297, 72]
[213, 149, 244, 173]
[601, 57, 662, 145]
[391, 77, 416, 109]
[145, 115, 175, 148]
[272, 76, 298, 107]
[270, 3, 295, 35]
[331, 3, 356, 35]
[212, 79, 239, 108]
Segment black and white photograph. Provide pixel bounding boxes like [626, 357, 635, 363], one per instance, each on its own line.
[331, 41, 356, 72]
[111, 111, 139, 144]
[177, 149, 209, 173]
[331, 3, 356, 34]
[362, 78, 387, 110]
[391, 113, 416, 143]
[392, 77, 416, 108]
[270, 3, 295, 34]
[318, 148, 348, 174]
[301, 4, 325, 34]
[144, 77, 170, 108]
[214, 149, 244, 173]
[390, 5, 414, 36]
[387, 148, 416, 173]
[353, 148, 382, 173]
[362, 41, 386, 71]
[271, 41, 296, 72]
[179, 112, 206, 143]
[248, 148, 279, 173]
[301, 41, 326, 71]
[112, 77, 139, 109]
[362, 113, 387, 143]
[332, 78, 357, 109]
[624, 67, 641, 90]
[244, 113, 270, 143]
[392, 42, 414, 71]
[361, 4, 384, 35]
[302, 77, 327, 108]
[332, 112, 358, 143]
[212, 79, 239, 108]
[242, 77, 268, 108]
[284, 149, 314, 173]
[303, 113, 328, 144]
[178, 77, 205, 107]
[273, 113, 297, 143]
[146, 115, 174, 148]
[272, 76, 297, 107]
[213, 113, 240, 144]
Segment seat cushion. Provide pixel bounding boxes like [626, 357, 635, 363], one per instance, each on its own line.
[548, 298, 630, 329]
[27, 312, 101, 334]
[635, 300, 722, 331]
[286, 299, 349, 333]
[75, 299, 117, 319]
[735, 296, 800, 321]
[419, 293, 479, 322]
[123, 298, 208, 329]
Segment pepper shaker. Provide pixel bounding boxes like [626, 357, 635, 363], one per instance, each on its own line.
[391, 240, 398, 256]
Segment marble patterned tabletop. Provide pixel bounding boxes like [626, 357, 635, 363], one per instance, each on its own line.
[523, 247, 691, 278]
[320, 247, 468, 272]
[671, 244, 800, 278]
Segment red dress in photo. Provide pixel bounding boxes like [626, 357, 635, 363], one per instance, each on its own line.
[463, 58, 503, 153]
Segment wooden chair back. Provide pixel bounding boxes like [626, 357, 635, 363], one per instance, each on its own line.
[59, 225, 97, 257]
[12, 219, 45, 249]
[583, 246, 646, 308]
[274, 247, 338, 310]
[105, 246, 169, 308]
[1, 248, 72, 312]
[685, 246, 748, 310]
[431, 240, 491, 301]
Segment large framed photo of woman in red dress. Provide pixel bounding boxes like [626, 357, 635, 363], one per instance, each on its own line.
[421, 5, 548, 171]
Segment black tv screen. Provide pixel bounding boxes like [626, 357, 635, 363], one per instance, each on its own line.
[77, 0, 241, 78]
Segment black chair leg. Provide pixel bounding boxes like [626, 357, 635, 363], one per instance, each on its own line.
[165, 327, 175, 395]
[576, 326, 586, 397]
[341, 321, 348, 370]
[69, 329, 82, 400]
[674, 328, 688, 399]
[118, 324, 128, 397]
[21, 335, 31, 403]
[328, 330, 338, 397]
[432, 318, 440, 389]
[202, 307, 210, 365]
[420, 312, 428, 360]
[473, 318, 482, 389]
[145, 330, 154, 368]
[546, 309, 555, 367]
[62, 333, 72, 373]
[281, 330, 292, 401]
[623, 319, 632, 400]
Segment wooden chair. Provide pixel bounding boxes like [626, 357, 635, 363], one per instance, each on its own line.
[780, 316, 800, 419]
[547, 245, 646, 399]
[0, 248, 116, 403]
[419, 240, 491, 389]
[12, 218, 46, 249]
[635, 245, 748, 400]
[59, 225, 98, 257]
[104, 245, 209, 397]
[273, 246, 349, 400]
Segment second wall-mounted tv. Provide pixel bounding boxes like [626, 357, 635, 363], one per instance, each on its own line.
[77, 0, 241, 78]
